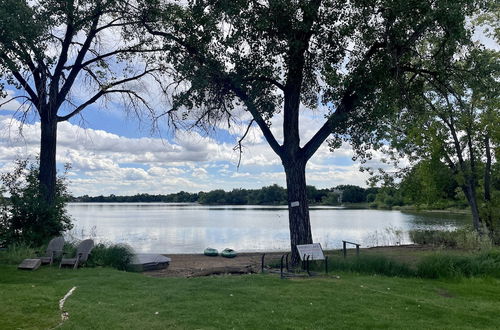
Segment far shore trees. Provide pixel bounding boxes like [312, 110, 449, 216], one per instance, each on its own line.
[137, 0, 483, 263]
[0, 0, 160, 205]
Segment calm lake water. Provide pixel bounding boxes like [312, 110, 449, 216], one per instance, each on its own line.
[66, 203, 470, 254]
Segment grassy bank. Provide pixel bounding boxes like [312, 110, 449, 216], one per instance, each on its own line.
[1, 263, 500, 329]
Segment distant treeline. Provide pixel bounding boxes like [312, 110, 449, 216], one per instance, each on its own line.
[71, 184, 379, 205]
[66, 159, 500, 210]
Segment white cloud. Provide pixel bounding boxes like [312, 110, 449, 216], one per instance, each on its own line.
[0, 112, 392, 195]
[192, 167, 208, 179]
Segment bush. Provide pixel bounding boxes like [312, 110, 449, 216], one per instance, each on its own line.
[86, 243, 134, 270]
[0, 159, 73, 247]
[416, 250, 500, 278]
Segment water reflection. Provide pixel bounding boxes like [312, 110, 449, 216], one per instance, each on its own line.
[66, 203, 470, 253]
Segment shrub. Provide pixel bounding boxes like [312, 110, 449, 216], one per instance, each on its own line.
[416, 250, 500, 278]
[0, 159, 73, 247]
[87, 243, 134, 270]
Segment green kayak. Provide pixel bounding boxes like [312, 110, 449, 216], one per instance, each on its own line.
[221, 248, 237, 258]
[204, 247, 218, 256]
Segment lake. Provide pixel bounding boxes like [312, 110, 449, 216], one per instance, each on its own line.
[66, 203, 470, 254]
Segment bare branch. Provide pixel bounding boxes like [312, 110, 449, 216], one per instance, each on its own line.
[57, 68, 154, 122]
[56, 12, 101, 108]
[0, 95, 31, 108]
[230, 85, 283, 157]
[0, 55, 39, 106]
[233, 119, 255, 168]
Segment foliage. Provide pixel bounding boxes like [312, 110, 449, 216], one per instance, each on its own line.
[306, 185, 329, 204]
[409, 227, 493, 250]
[336, 185, 366, 203]
[380, 44, 500, 231]
[326, 255, 414, 277]
[73, 191, 199, 203]
[371, 187, 404, 209]
[0, 242, 36, 265]
[399, 159, 460, 207]
[0, 160, 72, 247]
[416, 250, 500, 278]
[72, 184, 380, 206]
[320, 192, 341, 205]
[86, 242, 134, 270]
[0, 0, 161, 204]
[136, 0, 486, 263]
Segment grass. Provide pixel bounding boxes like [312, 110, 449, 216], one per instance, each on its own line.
[409, 227, 493, 250]
[0, 243, 37, 264]
[315, 248, 500, 279]
[1, 264, 500, 329]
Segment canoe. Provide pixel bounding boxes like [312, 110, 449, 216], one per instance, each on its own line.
[221, 248, 237, 258]
[204, 247, 219, 256]
[127, 254, 171, 272]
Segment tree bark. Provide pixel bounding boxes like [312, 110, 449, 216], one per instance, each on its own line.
[38, 115, 58, 205]
[461, 181, 482, 232]
[283, 158, 313, 265]
[483, 134, 493, 232]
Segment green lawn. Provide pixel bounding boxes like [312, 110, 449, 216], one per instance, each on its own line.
[1, 265, 499, 329]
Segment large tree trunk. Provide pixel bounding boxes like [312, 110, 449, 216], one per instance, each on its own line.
[483, 134, 493, 233]
[38, 116, 58, 205]
[461, 181, 482, 232]
[283, 158, 313, 265]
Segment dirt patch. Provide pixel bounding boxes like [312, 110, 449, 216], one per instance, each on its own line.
[144, 252, 285, 278]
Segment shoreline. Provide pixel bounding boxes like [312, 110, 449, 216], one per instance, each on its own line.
[67, 201, 471, 215]
[149, 244, 434, 278]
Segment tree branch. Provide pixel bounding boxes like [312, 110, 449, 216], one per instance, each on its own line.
[50, 7, 76, 104]
[244, 76, 285, 91]
[57, 69, 154, 122]
[233, 119, 255, 168]
[302, 41, 387, 161]
[0, 55, 39, 106]
[0, 95, 31, 108]
[231, 86, 283, 158]
[56, 12, 101, 109]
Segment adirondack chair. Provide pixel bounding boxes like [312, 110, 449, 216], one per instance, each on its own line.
[37, 237, 65, 266]
[59, 239, 94, 269]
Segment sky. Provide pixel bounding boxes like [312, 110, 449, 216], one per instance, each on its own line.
[0, 94, 387, 196]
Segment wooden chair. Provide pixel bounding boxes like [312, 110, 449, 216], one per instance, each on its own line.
[60, 239, 94, 269]
[37, 237, 65, 266]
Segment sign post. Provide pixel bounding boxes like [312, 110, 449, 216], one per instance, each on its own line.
[296, 243, 328, 275]
[296, 243, 325, 261]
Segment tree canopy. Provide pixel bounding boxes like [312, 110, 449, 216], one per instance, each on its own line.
[384, 44, 499, 233]
[136, 0, 486, 261]
[0, 0, 161, 204]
